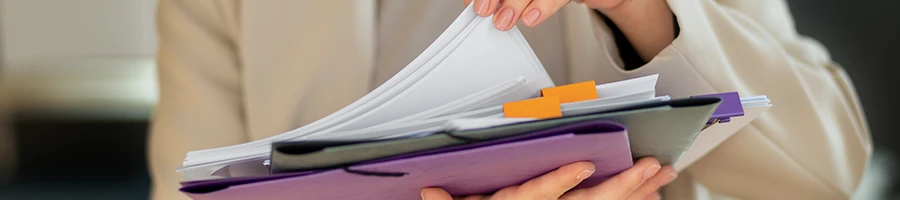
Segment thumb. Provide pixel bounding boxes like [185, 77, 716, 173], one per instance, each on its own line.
[421, 187, 454, 200]
[513, 161, 596, 199]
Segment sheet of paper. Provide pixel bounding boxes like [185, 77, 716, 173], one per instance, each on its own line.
[391, 77, 527, 121]
[443, 118, 538, 131]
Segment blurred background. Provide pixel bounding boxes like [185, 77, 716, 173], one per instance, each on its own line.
[0, 0, 897, 199]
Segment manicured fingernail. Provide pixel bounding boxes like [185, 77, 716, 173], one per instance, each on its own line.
[661, 172, 677, 185]
[476, 0, 491, 16]
[494, 7, 514, 31]
[642, 164, 660, 181]
[522, 9, 541, 26]
[576, 169, 595, 180]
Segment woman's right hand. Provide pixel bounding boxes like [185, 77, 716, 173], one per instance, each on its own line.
[421, 157, 677, 200]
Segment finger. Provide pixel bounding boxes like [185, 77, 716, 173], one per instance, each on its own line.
[464, 0, 473, 7]
[471, 0, 502, 17]
[494, 0, 531, 31]
[514, 161, 595, 199]
[520, 0, 569, 27]
[584, 157, 661, 199]
[624, 166, 676, 200]
[421, 187, 454, 200]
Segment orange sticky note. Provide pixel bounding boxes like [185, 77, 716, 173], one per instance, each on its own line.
[540, 81, 599, 103]
[503, 97, 562, 119]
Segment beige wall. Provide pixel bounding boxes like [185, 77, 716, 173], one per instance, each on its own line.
[0, 0, 159, 120]
[0, 0, 157, 66]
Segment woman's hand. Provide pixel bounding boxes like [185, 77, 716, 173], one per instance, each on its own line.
[420, 157, 677, 200]
[461, 0, 675, 61]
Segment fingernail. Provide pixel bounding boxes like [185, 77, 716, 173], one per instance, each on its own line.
[661, 172, 677, 185]
[642, 164, 660, 181]
[476, 0, 491, 16]
[576, 169, 595, 180]
[420, 190, 427, 200]
[522, 9, 541, 27]
[494, 7, 514, 31]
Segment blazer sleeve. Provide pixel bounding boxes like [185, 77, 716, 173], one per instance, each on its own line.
[600, 0, 872, 199]
[150, 0, 246, 200]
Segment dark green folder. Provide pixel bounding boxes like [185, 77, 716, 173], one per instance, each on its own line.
[270, 97, 721, 173]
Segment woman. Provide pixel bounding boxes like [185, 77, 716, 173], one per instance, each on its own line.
[150, 0, 871, 199]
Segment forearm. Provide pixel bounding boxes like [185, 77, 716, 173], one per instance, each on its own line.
[599, 0, 675, 61]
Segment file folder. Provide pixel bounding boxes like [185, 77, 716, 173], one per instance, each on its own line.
[181, 121, 632, 200]
[268, 96, 721, 172]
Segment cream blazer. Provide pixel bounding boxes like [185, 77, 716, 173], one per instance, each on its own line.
[151, 0, 872, 199]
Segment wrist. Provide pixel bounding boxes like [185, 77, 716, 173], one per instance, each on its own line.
[594, 0, 675, 61]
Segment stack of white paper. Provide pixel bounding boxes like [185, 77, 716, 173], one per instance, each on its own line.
[177, 4, 550, 180]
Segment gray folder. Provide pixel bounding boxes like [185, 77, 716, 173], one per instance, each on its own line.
[270, 97, 721, 173]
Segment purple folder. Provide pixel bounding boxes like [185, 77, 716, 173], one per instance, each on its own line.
[181, 121, 632, 200]
[692, 92, 744, 124]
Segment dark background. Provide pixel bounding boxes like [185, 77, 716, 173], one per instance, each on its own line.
[1, 0, 898, 199]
